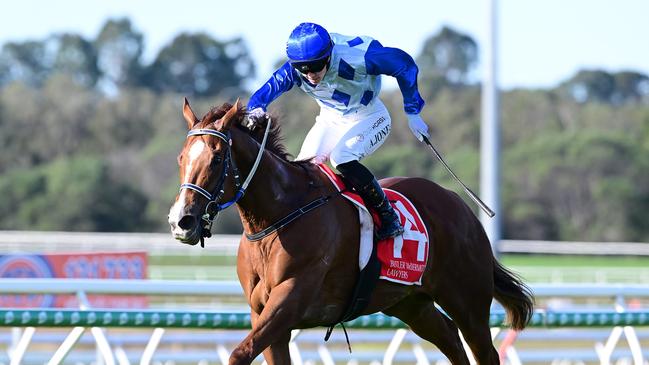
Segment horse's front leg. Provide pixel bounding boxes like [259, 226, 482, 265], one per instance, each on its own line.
[229, 279, 305, 365]
[248, 309, 291, 365]
[261, 330, 291, 365]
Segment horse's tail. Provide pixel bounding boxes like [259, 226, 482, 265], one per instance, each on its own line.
[493, 259, 534, 331]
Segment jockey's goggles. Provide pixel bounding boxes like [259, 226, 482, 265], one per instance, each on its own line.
[290, 57, 329, 74]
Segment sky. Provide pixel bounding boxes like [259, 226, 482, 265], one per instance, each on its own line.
[1, 0, 648, 91]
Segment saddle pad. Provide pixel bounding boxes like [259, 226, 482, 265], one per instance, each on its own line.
[376, 189, 429, 285]
[318, 164, 429, 285]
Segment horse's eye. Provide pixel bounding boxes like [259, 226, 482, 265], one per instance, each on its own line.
[213, 155, 223, 164]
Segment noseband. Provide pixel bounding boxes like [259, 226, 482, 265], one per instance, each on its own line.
[179, 118, 272, 246]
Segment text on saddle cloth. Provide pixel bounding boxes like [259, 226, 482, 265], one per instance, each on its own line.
[317, 164, 430, 285]
[376, 189, 429, 285]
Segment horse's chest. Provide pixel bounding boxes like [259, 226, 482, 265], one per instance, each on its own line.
[246, 262, 281, 313]
[244, 264, 270, 313]
[240, 241, 345, 324]
[249, 279, 269, 313]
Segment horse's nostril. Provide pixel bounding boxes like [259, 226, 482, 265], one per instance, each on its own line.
[178, 215, 197, 230]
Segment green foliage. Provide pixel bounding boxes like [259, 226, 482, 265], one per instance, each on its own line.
[0, 17, 648, 243]
[50, 33, 100, 87]
[363, 144, 432, 179]
[0, 34, 100, 88]
[416, 26, 478, 90]
[0, 17, 253, 98]
[94, 18, 144, 90]
[503, 129, 649, 241]
[0, 40, 50, 87]
[145, 33, 254, 97]
[557, 69, 649, 105]
[0, 157, 153, 231]
[0, 76, 100, 173]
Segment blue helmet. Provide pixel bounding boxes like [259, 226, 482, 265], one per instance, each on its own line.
[286, 22, 332, 63]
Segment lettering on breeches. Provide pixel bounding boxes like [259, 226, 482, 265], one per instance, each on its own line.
[369, 117, 389, 148]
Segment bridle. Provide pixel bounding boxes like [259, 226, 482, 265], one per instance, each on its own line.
[178, 117, 272, 246]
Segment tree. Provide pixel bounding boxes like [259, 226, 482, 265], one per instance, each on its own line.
[0, 75, 99, 173]
[0, 33, 100, 89]
[0, 157, 153, 231]
[612, 71, 649, 104]
[94, 18, 145, 92]
[558, 70, 615, 104]
[503, 130, 649, 241]
[145, 33, 254, 97]
[48, 33, 100, 87]
[88, 87, 158, 150]
[416, 26, 478, 92]
[0, 40, 50, 87]
[501, 89, 564, 147]
[557, 69, 649, 105]
[0, 83, 39, 171]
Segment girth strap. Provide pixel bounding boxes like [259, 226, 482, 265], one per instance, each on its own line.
[245, 195, 333, 241]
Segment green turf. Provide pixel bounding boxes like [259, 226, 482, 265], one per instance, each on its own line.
[149, 254, 237, 266]
[151, 253, 649, 268]
[147, 253, 649, 282]
[500, 254, 649, 267]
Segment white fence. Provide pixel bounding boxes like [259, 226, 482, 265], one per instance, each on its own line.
[1, 279, 649, 365]
[1, 230, 648, 256]
[1, 231, 649, 363]
[2, 278, 649, 299]
[3, 231, 649, 283]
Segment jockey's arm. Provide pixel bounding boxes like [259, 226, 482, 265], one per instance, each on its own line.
[248, 62, 299, 112]
[364, 40, 425, 115]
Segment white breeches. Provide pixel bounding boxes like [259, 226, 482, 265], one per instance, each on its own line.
[296, 101, 392, 168]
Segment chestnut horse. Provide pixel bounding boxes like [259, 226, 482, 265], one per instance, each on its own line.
[168, 100, 534, 365]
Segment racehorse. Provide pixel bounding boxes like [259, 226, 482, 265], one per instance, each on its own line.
[168, 100, 534, 365]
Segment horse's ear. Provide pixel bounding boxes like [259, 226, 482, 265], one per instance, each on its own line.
[182, 97, 199, 129]
[221, 99, 242, 129]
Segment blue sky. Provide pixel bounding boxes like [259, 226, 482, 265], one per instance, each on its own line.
[1, 0, 648, 91]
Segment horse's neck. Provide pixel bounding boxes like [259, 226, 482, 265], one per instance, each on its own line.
[230, 129, 312, 235]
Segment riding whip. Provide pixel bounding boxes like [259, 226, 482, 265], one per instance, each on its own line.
[422, 136, 495, 218]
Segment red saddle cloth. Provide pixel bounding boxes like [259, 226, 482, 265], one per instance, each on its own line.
[318, 164, 429, 285]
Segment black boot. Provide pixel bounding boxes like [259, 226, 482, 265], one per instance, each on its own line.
[356, 179, 405, 241]
[337, 161, 404, 241]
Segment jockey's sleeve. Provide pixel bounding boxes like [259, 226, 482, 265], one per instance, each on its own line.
[365, 40, 425, 115]
[248, 62, 300, 111]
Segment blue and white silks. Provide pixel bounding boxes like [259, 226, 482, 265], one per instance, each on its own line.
[248, 33, 425, 117]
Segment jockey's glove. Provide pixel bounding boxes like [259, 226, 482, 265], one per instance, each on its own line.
[406, 114, 430, 142]
[245, 107, 266, 129]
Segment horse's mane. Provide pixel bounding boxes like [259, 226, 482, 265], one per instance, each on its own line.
[200, 102, 306, 165]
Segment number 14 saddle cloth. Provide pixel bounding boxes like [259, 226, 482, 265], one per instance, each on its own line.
[318, 164, 430, 285]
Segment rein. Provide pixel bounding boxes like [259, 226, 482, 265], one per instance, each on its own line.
[179, 117, 272, 247]
[179, 116, 336, 247]
[245, 195, 333, 241]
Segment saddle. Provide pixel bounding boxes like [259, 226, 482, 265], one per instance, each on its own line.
[318, 165, 430, 325]
[318, 165, 429, 322]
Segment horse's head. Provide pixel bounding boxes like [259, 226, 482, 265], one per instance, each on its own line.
[168, 98, 244, 246]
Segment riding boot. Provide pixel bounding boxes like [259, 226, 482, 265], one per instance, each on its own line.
[337, 160, 404, 241]
[355, 178, 405, 241]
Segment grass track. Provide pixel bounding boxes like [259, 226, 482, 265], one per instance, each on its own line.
[501, 254, 649, 267]
[148, 254, 649, 283]
[151, 254, 649, 267]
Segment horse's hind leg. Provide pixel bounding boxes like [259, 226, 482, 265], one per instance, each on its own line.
[383, 294, 470, 365]
[436, 291, 499, 364]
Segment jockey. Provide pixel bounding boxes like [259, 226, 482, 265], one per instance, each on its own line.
[247, 22, 430, 241]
